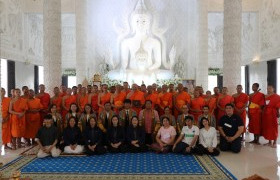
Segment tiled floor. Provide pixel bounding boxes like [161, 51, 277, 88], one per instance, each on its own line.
[0, 132, 279, 180]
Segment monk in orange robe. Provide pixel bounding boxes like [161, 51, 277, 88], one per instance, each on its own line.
[77, 87, 88, 112]
[88, 85, 99, 113]
[204, 90, 216, 115]
[62, 88, 76, 121]
[190, 90, 205, 125]
[98, 84, 111, 113]
[36, 84, 50, 125]
[87, 85, 92, 94]
[122, 82, 131, 96]
[168, 84, 176, 95]
[111, 84, 126, 113]
[248, 83, 265, 144]
[233, 85, 249, 134]
[50, 87, 62, 113]
[158, 85, 173, 116]
[25, 89, 43, 145]
[127, 84, 145, 115]
[262, 85, 280, 148]
[1, 88, 11, 149]
[9, 89, 28, 149]
[213, 87, 221, 121]
[21, 86, 29, 99]
[140, 84, 147, 94]
[145, 85, 159, 109]
[71, 86, 79, 101]
[173, 83, 191, 118]
[217, 87, 234, 125]
[59, 85, 67, 98]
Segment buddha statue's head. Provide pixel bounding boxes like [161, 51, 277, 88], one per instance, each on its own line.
[131, 0, 152, 34]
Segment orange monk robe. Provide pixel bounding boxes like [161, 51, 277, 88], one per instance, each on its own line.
[217, 95, 234, 124]
[112, 92, 126, 113]
[204, 97, 216, 115]
[2, 97, 11, 144]
[51, 96, 62, 113]
[37, 93, 50, 125]
[128, 91, 145, 115]
[10, 98, 28, 138]
[248, 92, 265, 135]
[145, 93, 160, 109]
[213, 94, 221, 121]
[122, 89, 131, 96]
[25, 98, 43, 138]
[174, 91, 191, 118]
[261, 94, 280, 140]
[233, 93, 249, 132]
[62, 95, 77, 121]
[59, 92, 67, 98]
[190, 97, 205, 124]
[158, 92, 172, 116]
[90, 93, 99, 113]
[78, 94, 89, 112]
[99, 92, 112, 113]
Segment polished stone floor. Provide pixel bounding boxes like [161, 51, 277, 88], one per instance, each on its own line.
[0, 130, 279, 180]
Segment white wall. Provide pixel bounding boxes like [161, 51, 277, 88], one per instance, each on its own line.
[15, 61, 34, 90]
[249, 61, 267, 94]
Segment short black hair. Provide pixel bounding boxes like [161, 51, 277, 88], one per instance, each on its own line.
[44, 114, 53, 120]
[124, 99, 132, 104]
[185, 115, 193, 121]
[225, 103, 234, 108]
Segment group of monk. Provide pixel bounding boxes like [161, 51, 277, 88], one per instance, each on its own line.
[1, 81, 280, 150]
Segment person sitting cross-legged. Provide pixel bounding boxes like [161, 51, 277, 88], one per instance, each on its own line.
[218, 103, 244, 153]
[197, 117, 220, 156]
[84, 116, 106, 155]
[35, 114, 61, 158]
[172, 116, 202, 155]
[63, 116, 84, 154]
[126, 116, 148, 153]
[151, 116, 176, 153]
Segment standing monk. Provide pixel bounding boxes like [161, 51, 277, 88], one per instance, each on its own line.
[122, 82, 131, 96]
[168, 84, 176, 95]
[233, 85, 248, 137]
[25, 89, 43, 146]
[36, 84, 50, 125]
[213, 87, 221, 120]
[126, 84, 145, 115]
[9, 89, 28, 149]
[87, 85, 92, 94]
[88, 85, 99, 113]
[110, 84, 126, 113]
[261, 85, 280, 148]
[248, 83, 265, 144]
[62, 88, 76, 121]
[145, 85, 159, 109]
[59, 85, 67, 98]
[204, 91, 216, 115]
[158, 85, 173, 116]
[2, 88, 11, 149]
[190, 90, 205, 125]
[50, 87, 62, 113]
[97, 84, 111, 113]
[71, 86, 79, 102]
[77, 87, 88, 112]
[21, 86, 29, 99]
[216, 87, 234, 125]
[173, 83, 191, 119]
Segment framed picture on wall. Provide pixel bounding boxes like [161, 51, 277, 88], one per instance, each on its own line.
[182, 79, 195, 94]
[93, 81, 101, 90]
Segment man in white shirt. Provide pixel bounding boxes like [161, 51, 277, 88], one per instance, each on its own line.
[172, 116, 202, 155]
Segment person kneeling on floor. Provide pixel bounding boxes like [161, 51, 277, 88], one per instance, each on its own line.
[172, 116, 202, 155]
[35, 114, 61, 158]
[218, 103, 244, 153]
[63, 116, 84, 154]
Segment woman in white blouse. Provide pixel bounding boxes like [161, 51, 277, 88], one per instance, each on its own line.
[198, 117, 220, 156]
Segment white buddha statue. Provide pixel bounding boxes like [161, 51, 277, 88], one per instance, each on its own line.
[108, 0, 174, 85]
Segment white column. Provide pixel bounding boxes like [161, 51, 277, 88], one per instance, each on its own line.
[76, 0, 88, 84]
[43, 0, 62, 94]
[196, 0, 208, 90]
[223, 0, 242, 94]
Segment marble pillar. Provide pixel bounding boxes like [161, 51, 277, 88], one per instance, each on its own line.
[223, 0, 242, 94]
[76, 0, 88, 84]
[196, 0, 208, 90]
[43, 0, 62, 94]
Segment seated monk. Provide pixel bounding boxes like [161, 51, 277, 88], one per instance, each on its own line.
[110, 84, 126, 113]
[173, 83, 191, 119]
[98, 84, 111, 113]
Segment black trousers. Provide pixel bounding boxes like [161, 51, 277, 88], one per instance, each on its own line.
[128, 144, 148, 153]
[220, 137, 241, 153]
[85, 145, 107, 155]
[197, 144, 220, 156]
[108, 143, 128, 153]
[173, 142, 203, 155]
